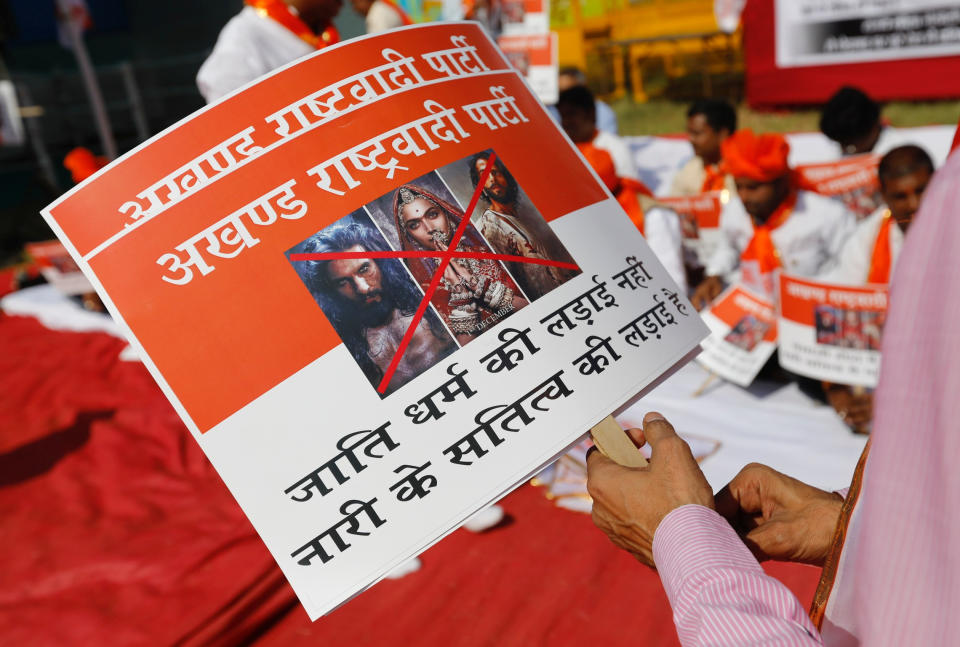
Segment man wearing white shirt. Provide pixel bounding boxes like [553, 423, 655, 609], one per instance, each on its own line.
[821, 145, 934, 285]
[197, 0, 342, 104]
[691, 129, 855, 309]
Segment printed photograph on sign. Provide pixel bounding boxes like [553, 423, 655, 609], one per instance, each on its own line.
[723, 314, 770, 352]
[365, 163, 530, 346]
[815, 305, 884, 351]
[440, 150, 580, 301]
[286, 210, 458, 396]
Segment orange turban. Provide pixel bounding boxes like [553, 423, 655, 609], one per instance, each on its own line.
[577, 142, 618, 191]
[721, 129, 790, 183]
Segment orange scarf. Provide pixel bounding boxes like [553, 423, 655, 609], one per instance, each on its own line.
[701, 163, 726, 193]
[245, 0, 339, 48]
[867, 210, 894, 284]
[740, 191, 796, 296]
[379, 0, 414, 25]
[615, 179, 647, 235]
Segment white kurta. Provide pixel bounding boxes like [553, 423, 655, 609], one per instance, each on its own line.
[644, 206, 688, 295]
[705, 189, 856, 282]
[366, 0, 405, 33]
[196, 6, 315, 103]
[819, 207, 904, 285]
[593, 130, 638, 180]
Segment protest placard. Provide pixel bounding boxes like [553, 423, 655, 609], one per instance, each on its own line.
[778, 274, 887, 388]
[496, 32, 559, 104]
[795, 154, 881, 219]
[696, 284, 777, 387]
[657, 190, 726, 266]
[41, 23, 707, 619]
[501, 0, 550, 35]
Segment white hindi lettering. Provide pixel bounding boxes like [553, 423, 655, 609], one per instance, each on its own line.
[307, 100, 469, 196]
[265, 48, 427, 138]
[421, 35, 491, 78]
[462, 86, 529, 131]
[119, 127, 264, 227]
[156, 179, 307, 286]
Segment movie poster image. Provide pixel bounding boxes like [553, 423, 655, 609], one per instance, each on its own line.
[287, 210, 457, 396]
[723, 314, 771, 352]
[365, 163, 531, 349]
[696, 284, 778, 387]
[814, 305, 884, 351]
[779, 274, 888, 387]
[437, 149, 580, 301]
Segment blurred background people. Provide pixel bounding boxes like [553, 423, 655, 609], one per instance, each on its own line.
[350, 0, 412, 33]
[197, 0, 342, 103]
[691, 130, 855, 307]
[670, 98, 737, 196]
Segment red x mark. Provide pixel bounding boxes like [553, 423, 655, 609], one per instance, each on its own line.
[290, 153, 579, 393]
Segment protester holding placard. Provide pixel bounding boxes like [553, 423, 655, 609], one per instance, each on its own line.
[197, 0, 342, 103]
[669, 99, 738, 198]
[690, 130, 855, 308]
[821, 145, 934, 286]
[587, 148, 960, 646]
[799, 144, 934, 433]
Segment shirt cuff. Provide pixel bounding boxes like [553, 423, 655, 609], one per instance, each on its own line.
[653, 504, 764, 607]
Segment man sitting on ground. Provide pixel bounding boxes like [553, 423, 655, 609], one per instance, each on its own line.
[822, 145, 934, 285]
[691, 129, 855, 308]
[669, 98, 738, 197]
[557, 85, 637, 181]
[556, 67, 618, 135]
[820, 86, 906, 157]
[817, 144, 934, 434]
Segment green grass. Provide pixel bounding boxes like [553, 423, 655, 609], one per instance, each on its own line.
[612, 98, 960, 137]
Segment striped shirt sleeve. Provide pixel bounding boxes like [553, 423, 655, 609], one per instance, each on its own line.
[653, 505, 823, 646]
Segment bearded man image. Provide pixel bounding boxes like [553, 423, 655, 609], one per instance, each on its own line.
[299, 220, 457, 395]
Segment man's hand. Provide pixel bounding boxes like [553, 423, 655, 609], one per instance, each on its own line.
[586, 412, 714, 566]
[690, 275, 724, 311]
[715, 464, 843, 566]
[824, 384, 873, 434]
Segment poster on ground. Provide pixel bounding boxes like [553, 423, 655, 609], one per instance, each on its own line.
[775, 0, 960, 68]
[778, 274, 887, 387]
[41, 23, 707, 620]
[697, 284, 777, 387]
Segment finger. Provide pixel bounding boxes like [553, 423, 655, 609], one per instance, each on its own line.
[641, 412, 682, 457]
[625, 427, 647, 448]
[714, 484, 740, 522]
[586, 444, 616, 474]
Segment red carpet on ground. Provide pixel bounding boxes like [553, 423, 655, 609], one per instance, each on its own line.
[0, 313, 820, 646]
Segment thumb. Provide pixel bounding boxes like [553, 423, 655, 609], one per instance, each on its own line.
[642, 411, 680, 449]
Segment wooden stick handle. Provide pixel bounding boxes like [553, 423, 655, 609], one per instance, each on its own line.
[590, 415, 648, 468]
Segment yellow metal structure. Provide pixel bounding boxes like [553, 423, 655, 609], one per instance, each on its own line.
[552, 0, 742, 102]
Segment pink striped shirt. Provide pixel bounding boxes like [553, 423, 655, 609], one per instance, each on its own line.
[653, 149, 960, 646]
